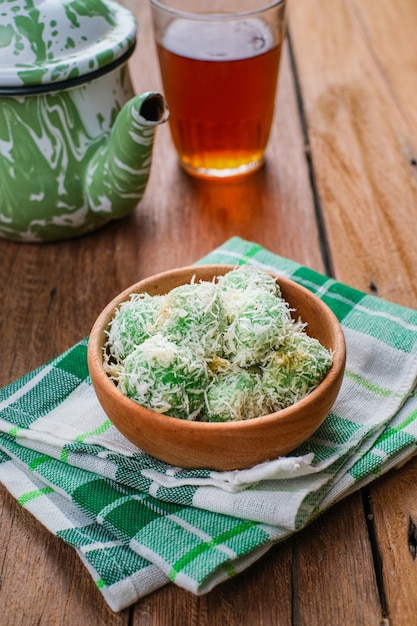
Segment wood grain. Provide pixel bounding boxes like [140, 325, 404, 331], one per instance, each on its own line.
[370, 457, 417, 626]
[293, 494, 383, 625]
[290, 1, 417, 624]
[289, 0, 417, 307]
[0, 489, 128, 626]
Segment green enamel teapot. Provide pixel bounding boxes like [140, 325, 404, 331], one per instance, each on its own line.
[0, 0, 169, 242]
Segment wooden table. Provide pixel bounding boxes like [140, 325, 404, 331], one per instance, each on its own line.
[2, 0, 417, 623]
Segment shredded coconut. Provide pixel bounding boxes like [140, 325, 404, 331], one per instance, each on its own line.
[204, 368, 267, 422]
[118, 334, 209, 420]
[106, 293, 165, 362]
[261, 331, 334, 411]
[104, 266, 333, 421]
[153, 280, 226, 356]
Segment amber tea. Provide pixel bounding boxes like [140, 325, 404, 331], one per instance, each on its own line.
[154, 12, 285, 179]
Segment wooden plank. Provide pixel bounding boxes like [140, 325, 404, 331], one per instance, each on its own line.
[289, 0, 417, 307]
[293, 495, 382, 625]
[349, 0, 417, 136]
[0, 489, 128, 626]
[370, 457, 417, 626]
[290, 2, 417, 624]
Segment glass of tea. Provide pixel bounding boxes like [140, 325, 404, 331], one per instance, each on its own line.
[150, 0, 287, 179]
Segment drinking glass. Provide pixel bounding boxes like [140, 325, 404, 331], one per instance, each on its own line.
[150, 0, 287, 179]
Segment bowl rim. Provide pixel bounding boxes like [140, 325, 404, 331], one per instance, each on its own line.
[88, 264, 346, 432]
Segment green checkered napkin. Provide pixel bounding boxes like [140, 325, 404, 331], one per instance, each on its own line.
[1, 237, 417, 612]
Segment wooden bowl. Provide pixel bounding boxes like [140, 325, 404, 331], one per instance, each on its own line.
[88, 265, 346, 470]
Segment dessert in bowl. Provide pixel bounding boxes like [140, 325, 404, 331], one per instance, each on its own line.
[87, 265, 346, 470]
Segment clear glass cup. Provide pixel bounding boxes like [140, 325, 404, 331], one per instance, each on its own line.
[150, 0, 287, 180]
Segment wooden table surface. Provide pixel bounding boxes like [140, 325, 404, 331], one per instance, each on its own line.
[2, 0, 417, 624]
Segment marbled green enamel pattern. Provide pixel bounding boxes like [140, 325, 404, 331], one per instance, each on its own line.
[0, 69, 169, 242]
[0, 0, 136, 88]
[0, 0, 169, 242]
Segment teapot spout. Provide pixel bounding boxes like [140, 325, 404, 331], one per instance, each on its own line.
[85, 91, 169, 219]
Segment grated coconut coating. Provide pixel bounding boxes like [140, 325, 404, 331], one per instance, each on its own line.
[106, 293, 165, 362]
[203, 368, 267, 422]
[153, 280, 226, 356]
[222, 290, 293, 367]
[218, 265, 281, 322]
[261, 331, 333, 411]
[218, 265, 280, 296]
[105, 266, 334, 422]
[117, 334, 210, 420]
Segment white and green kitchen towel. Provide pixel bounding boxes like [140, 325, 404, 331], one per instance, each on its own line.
[1, 236, 417, 612]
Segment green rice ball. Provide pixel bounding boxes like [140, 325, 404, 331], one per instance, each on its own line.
[219, 266, 280, 295]
[219, 266, 281, 320]
[261, 331, 333, 410]
[222, 291, 293, 366]
[204, 369, 266, 422]
[117, 334, 210, 420]
[106, 293, 165, 362]
[154, 280, 226, 356]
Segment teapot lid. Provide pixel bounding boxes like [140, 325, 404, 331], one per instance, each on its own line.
[0, 0, 136, 93]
